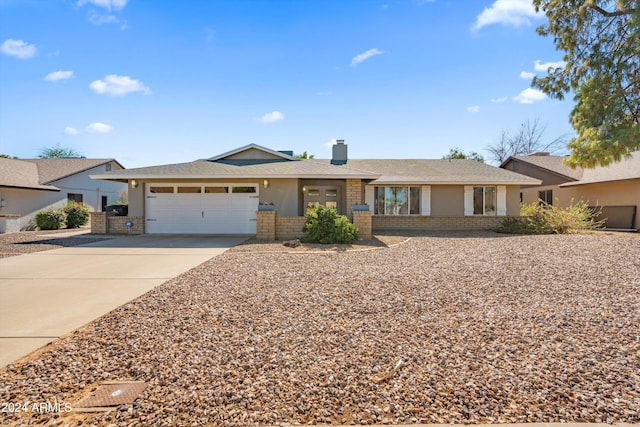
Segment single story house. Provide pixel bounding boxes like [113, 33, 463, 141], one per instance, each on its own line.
[90, 141, 539, 239]
[0, 157, 126, 231]
[500, 152, 640, 230]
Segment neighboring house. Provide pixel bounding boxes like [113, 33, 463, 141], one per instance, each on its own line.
[90, 141, 539, 237]
[501, 152, 640, 230]
[0, 158, 127, 230]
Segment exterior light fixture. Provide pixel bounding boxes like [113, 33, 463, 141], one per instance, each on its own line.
[130, 179, 138, 189]
[263, 179, 269, 189]
[302, 186, 307, 192]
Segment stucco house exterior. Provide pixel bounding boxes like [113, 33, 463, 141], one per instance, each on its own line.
[0, 158, 126, 231]
[90, 141, 539, 239]
[500, 152, 640, 230]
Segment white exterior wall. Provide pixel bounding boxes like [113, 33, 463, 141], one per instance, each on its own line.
[0, 163, 126, 230]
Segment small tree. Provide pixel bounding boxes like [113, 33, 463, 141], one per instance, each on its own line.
[38, 144, 84, 158]
[302, 205, 359, 244]
[486, 118, 567, 164]
[443, 147, 485, 163]
[295, 151, 315, 159]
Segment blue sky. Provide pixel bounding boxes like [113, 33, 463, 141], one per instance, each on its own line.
[0, 0, 573, 168]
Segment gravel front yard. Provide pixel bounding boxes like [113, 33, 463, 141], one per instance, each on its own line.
[0, 228, 111, 258]
[1, 231, 639, 426]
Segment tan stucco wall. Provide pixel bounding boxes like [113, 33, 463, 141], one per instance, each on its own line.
[520, 179, 639, 229]
[430, 186, 464, 216]
[429, 185, 519, 217]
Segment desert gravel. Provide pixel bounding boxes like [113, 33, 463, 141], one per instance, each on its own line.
[0, 229, 111, 258]
[1, 231, 638, 426]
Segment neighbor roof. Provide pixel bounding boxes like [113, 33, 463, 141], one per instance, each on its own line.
[502, 155, 584, 181]
[0, 158, 60, 191]
[21, 158, 123, 184]
[560, 152, 640, 187]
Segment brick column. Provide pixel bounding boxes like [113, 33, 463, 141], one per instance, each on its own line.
[352, 210, 372, 240]
[345, 179, 362, 219]
[90, 212, 114, 234]
[256, 211, 276, 240]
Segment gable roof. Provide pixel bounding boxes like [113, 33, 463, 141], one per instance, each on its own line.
[502, 155, 583, 181]
[20, 158, 123, 184]
[207, 144, 298, 162]
[560, 152, 640, 187]
[0, 158, 60, 191]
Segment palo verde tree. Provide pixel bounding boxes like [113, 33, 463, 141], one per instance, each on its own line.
[532, 0, 640, 168]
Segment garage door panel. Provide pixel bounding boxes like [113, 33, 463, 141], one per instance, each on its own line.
[146, 184, 257, 234]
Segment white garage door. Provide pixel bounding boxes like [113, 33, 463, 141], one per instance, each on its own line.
[145, 184, 259, 234]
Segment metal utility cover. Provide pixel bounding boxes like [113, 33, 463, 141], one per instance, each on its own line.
[75, 381, 146, 409]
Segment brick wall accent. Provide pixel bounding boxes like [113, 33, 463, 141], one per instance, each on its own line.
[108, 216, 145, 234]
[275, 216, 306, 240]
[256, 211, 276, 240]
[345, 179, 362, 219]
[372, 215, 503, 231]
[90, 211, 113, 234]
[352, 210, 372, 240]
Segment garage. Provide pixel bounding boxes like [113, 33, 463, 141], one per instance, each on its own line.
[145, 184, 259, 234]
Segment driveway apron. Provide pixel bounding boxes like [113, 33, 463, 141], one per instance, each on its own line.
[0, 235, 247, 367]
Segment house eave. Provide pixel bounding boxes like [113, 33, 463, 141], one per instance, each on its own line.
[90, 173, 380, 180]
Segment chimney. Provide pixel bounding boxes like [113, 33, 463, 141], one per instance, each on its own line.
[331, 140, 347, 165]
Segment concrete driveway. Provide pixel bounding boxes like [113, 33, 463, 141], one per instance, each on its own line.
[0, 234, 248, 367]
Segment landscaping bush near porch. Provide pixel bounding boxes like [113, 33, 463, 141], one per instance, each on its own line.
[63, 202, 90, 228]
[34, 209, 67, 230]
[302, 205, 359, 244]
[495, 200, 603, 234]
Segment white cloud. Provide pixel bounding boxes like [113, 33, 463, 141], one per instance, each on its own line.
[472, 0, 543, 31]
[534, 59, 567, 72]
[350, 48, 386, 67]
[77, 0, 127, 10]
[513, 88, 547, 104]
[44, 70, 74, 82]
[89, 74, 151, 96]
[0, 39, 36, 59]
[520, 70, 535, 80]
[86, 122, 114, 133]
[490, 96, 507, 103]
[467, 105, 480, 113]
[64, 126, 79, 135]
[88, 13, 119, 25]
[258, 111, 284, 124]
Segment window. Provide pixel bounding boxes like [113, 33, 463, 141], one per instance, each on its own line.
[473, 186, 496, 215]
[374, 186, 420, 215]
[232, 186, 257, 193]
[68, 193, 83, 203]
[204, 186, 228, 193]
[101, 196, 108, 211]
[177, 186, 201, 194]
[105, 163, 112, 171]
[538, 189, 553, 205]
[150, 186, 174, 194]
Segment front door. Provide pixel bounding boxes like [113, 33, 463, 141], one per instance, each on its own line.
[304, 186, 341, 214]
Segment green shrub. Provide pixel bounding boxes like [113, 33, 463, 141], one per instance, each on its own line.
[35, 209, 67, 230]
[63, 202, 90, 228]
[301, 205, 359, 244]
[494, 200, 603, 234]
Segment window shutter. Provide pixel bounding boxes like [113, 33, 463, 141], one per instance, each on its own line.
[421, 185, 431, 216]
[364, 185, 374, 209]
[464, 186, 474, 216]
[497, 185, 507, 216]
